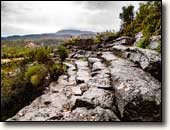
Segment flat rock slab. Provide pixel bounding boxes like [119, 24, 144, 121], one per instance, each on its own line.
[76, 87, 115, 110]
[104, 53, 161, 121]
[112, 45, 161, 81]
[101, 52, 118, 61]
[64, 107, 120, 121]
[87, 77, 112, 90]
[72, 86, 83, 96]
[92, 61, 105, 71]
[88, 57, 102, 64]
[75, 60, 88, 69]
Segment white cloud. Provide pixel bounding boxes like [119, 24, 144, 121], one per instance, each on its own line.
[1, 1, 141, 36]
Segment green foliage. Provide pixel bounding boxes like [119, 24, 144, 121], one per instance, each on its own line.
[49, 62, 63, 80]
[134, 1, 161, 36]
[119, 5, 134, 24]
[119, 1, 161, 37]
[63, 38, 79, 46]
[30, 74, 40, 86]
[119, 5, 134, 36]
[95, 30, 120, 44]
[34, 47, 51, 63]
[156, 41, 161, 53]
[1, 47, 32, 59]
[57, 45, 69, 62]
[25, 63, 47, 83]
[137, 36, 150, 48]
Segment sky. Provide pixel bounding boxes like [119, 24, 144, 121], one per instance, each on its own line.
[1, 1, 142, 37]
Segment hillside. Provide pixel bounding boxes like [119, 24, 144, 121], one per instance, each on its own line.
[1, 29, 96, 41]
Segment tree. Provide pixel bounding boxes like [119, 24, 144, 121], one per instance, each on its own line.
[134, 1, 161, 36]
[119, 5, 134, 36]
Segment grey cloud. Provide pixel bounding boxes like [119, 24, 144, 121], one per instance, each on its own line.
[74, 1, 115, 10]
[1, 1, 141, 36]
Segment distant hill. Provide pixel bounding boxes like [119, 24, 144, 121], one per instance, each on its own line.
[56, 29, 96, 36]
[1, 29, 96, 41]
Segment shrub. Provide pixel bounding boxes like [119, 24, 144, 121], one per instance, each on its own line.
[25, 64, 43, 80]
[30, 74, 40, 86]
[25, 64, 48, 85]
[57, 45, 69, 63]
[137, 36, 150, 49]
[50, 62, 63, 80]
[34, 47, 51, 63]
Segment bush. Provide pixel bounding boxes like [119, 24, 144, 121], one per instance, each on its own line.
[30, 74, 40, 86]
[49, 62, 63, 80]
[137, 36, 150, 48]
[25, 64, 48, 86]
[57, 45, 69, 62]
[35, 47, 51, 63]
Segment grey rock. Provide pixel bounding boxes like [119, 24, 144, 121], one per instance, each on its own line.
[101, 52, 118, 61]
[75, 60, 91, 84]
[148, 35, 161, 50]
[104, 53, 161, 121]
[88, 57, 102, 64]
[112, 45, 161, 81]
[76, 87, 116, 110]
[148, 41, 160, 50]
[134, 32, 143, 46]
[72, 86, 82, 96]
[87, 76, 112, 90]
[65, 107, 120, 121]
[112, 36, 134, 46]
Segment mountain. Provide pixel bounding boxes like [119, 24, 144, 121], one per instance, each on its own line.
[56, 29, 96, 36]
[1, 29, 96, 41]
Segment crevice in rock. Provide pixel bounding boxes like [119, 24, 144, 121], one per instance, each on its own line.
[99, 54, 122, 120]
[71, 99, 96, 111]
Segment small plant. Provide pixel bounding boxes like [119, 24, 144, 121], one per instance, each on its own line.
[30, 74, 40, 86]
[25, 63, 48, 86]
[57, 45, 69, 63]
[156, 41, 161, 53]
[49, 62, 63, 80]
[137, 36, 150, 49]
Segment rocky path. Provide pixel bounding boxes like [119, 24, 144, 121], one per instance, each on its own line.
[7, 45, 161, 121]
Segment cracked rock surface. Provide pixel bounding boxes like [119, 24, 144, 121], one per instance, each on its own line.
[7, 43, 161, 121]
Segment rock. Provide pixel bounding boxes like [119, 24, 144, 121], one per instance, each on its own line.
[75, 60, 88, 69]
[79, 83, 89, 93]
[92, 61, 105, 71]
[7, 91, 69, 121]
[76, 87, 116, 110]
[76, 70, 90, 84]
[87, 77, 112, 90]
[112, 45, 161, 81]
[72, 86, 82, 96]
[75, 60, 91, 84]
[104, 53, 161, 121]
[134, 32, 143, 46]
[65, 107, 120, 121]
[112, 36, 134, 46]
[57, 75, 68, 85]
[148, 41, 160, 50]
[148, 35, 161, 50]
[101, 52, 118, 61]
[150, 35, 161, 41]
[88, 57, 101, 64]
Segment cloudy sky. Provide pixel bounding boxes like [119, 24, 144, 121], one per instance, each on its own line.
[1, 1, 142, 37]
